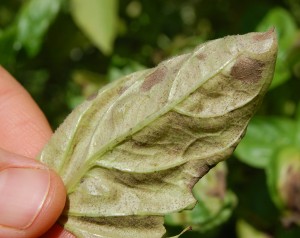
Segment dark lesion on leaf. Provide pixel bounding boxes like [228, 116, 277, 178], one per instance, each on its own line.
[206, 170, 226, 199]
[87, 91, 98, 101]
[118, 85, 129, 95]
[281, 165, 300, 227]
[196, 52, 206, 60]
[283, 166, 300, 211]
[187, 163, 210, 191]
[140, 66, 167, 92]
[230, 57, 265, 83]
[252, 28, 275, 42]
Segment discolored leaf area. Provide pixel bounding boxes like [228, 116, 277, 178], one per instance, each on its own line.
[165, 162, 237, 232]
[37, 30, 277, 238]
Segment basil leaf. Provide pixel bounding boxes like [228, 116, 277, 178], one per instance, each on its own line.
[38, 30, 277, 238]
[70, 0, 118, 55]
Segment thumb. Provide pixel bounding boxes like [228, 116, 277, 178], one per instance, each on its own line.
[0, 148, 66, 238]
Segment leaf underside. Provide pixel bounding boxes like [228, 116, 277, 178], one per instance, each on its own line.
[38, 30, 277, 238]
[165, 162, 237, 232]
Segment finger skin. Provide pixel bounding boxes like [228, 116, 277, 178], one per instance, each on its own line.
[0, 66, 52, 158]
[0, 149, 66, 238]
[0, 67, 75, 237]
[41, 224, 76, 238]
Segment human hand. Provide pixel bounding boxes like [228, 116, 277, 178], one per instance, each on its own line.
[0, 67, 75, 238]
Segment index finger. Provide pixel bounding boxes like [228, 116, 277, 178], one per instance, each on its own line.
[0, 66, 52, 158]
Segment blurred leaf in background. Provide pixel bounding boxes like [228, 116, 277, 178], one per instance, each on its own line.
[15, 0, 64, 57]
[236, 219, 271, 238]
[0, 0, 64, 64]
[267, 146, 300, 227]
[235, 112, 300, 228]
[70, 0, 118, 55]
[235, 116, 296, 168]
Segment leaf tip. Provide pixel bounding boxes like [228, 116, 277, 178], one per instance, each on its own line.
[253, 27, 277, 43]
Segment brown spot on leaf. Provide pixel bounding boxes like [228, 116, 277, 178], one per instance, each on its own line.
[118, 85, 129, 95]
[230, 57, 265, 83]
[207, 170, 226, 199]
[187, 164, 210, 190]
[87, 91, 98, 101]
[196, 53, 206, 60]
[141, 66, 167, 92]
[253, 28, 275, 41]
[283, 166, 300, 212]
[281, 165, 300, 227]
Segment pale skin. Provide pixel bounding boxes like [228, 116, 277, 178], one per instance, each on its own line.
[0, 66, 75, 238]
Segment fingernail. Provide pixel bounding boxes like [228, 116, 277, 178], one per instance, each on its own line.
[0, 167, 50, 229]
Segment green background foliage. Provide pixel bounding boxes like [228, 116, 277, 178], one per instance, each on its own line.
[1, 0, 300, 237]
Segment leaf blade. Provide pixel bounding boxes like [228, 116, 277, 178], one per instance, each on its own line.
[38, 30, 277, 238]
[61, 215, 165, 238]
